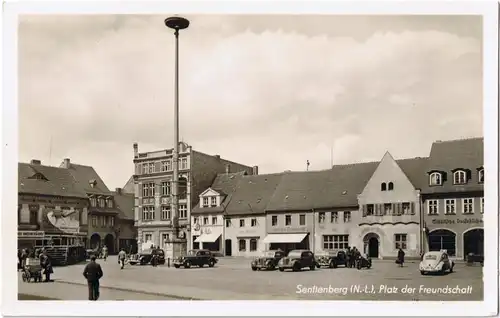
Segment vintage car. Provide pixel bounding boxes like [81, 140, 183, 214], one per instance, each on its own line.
[278, 249, 318, 272]
[251, 250, 285, 271]
[173, 249, 218, 268]
[419, 250, 454, 275]
[355, 254, 372, 270]
[129, 248, 166, 266]
[316, 250, 348, 268]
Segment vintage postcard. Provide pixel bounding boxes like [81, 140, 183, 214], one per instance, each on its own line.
[2, 0, 498, 316]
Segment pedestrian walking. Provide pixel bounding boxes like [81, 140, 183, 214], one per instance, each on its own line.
[102, 246, 108, 261]
[83, 255, 103, 301]
[39, 249, 53, 282]
[118, 248, 127, 269]
[397, 248, 405, 267]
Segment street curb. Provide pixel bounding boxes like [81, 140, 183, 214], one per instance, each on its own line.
[18, 293, 60, 301]
[55, 280, 203, 301]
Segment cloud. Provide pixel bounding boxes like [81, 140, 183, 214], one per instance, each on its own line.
[18, 15, 482, 188]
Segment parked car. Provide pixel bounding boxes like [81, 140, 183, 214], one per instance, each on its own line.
[316, 250, 348, 268]
[419, 250, 454, 275]
[251, 250, 285, 271]
[278, 250, 318, 272]
[355, 254, 372, 270]
[129, 248, 165, 266]
[173, 249, 218, 268]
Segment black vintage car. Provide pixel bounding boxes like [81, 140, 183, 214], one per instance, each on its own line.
[278, 249, 318, 272]
[356, 254, 372, 270]
[173, 249, 218, 268]
[129, 248, 165, 266]
[316, 250, 348, 268]
[251, 250, 285, 271]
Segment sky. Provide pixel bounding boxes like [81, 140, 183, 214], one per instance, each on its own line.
[18, 15, 483, 189]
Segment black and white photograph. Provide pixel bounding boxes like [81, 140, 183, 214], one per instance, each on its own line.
[2, 0, 498, 316]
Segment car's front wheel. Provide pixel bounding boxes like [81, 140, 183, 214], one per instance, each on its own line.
[185, 261, 191, 268]
[310, 264, 316, 271]
[208, 260, 215, 268]
[174, 264, 180, 269]
[279, 267, 284, 272]
[292, 263, 301, 272]
[420, 270, 426, 275]
[251, 266, 257, 271]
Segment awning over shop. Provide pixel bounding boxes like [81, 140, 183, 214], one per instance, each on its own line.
[262, 233, 308, 244]
[195, 228, 223, 243]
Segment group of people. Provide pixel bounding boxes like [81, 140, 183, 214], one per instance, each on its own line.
[345, 247, 363, 268]
[17, 247, 54, 282]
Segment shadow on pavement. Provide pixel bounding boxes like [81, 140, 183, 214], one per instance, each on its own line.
[18, 293, 60, 300]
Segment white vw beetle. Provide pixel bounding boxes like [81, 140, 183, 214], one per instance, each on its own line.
[419, 250, 455, 275]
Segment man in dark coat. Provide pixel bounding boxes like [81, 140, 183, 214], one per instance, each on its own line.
[39, 249, 53, 282]
[397, 248, 405, 267]
[83, 255, 104, 301]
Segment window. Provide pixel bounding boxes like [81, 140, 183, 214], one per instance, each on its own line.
[478, 169, 484, 183]
[144, 233, 152, 243]
[330, 212, 338, 223]
[100, 215, 105, 227]
[161, 206, 171, 220]
[180, 158, 188, 170]
[203, 217, 209, 225]
[462, 198, 474, 214]
[162, 233, 169, 244]
[429, 172, 442, 186]
[161, 182, 171, 196]
[388, 182, 394, 191]
[323, 235, 349, 250]
[90, 197, 97, 207]
[149, 162, 155, 173]
[395, 234, 407, 250]
[99, 198, 105, 208]
[285, 215, 292, 226]
[381, 182, 387, 191]
[203, 197, 209, 207]
[251, 218, 257, 227]
[366, 204, 374, 216]
[343, 211, 351, 223]
[239, 219, 245, 227]
[160, 161, 168, 172]
[250, 238, 258, 251]
[402, 202, 411, 215]
[212, 216, 217, 225]
[445, 199, 456, 215]
[29, 208, 38, 224]
[384, 203, 392, 215]
[428, 200, 438, 215]
[179, 204, 187, 219]
[318, 212, 325, 223]
[210, 197, 217, 207]
[106, 198, 113, 208]
[142, 183, 155, 197]
[142, 163, 149, 174]
[193, 217, 198, 224]
[299, 214, 306, 226]
[225, 219, 231, 227]
[271, 215, 277, 226]
[480, 197, 484, 214]
[142, 206, 155, 220]
[110, 216, 114, 227]
[91, 215, 98, 227]
[453, 170, 466, 185]
[239, 239, 246, 251]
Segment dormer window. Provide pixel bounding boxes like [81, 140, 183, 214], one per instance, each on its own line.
[210, 197, 217, 207]
[202, 197, 209, 207]
[453, 170, 467, 185]
[429, 172, 442, 186]
[478, 169, 484, 183]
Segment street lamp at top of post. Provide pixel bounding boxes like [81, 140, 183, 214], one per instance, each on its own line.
[164, 16, 189, 242]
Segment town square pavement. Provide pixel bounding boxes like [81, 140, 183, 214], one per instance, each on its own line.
[18, 256, 483, 301]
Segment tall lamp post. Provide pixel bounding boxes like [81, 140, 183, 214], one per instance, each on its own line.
[165, 16, 190, 256]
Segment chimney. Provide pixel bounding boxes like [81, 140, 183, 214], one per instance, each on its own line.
[133, 142, 138, 157]
[62, 158, 71, 169]
[115, 188, 122, 195]
[252, 166, 259, 175]
[30, 159, 41, 165]
[215, 155, 220, 160]
[225, 164, 231, 174]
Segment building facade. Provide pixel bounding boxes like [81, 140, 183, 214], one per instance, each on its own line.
[113, 187, 138, 253]
[422, 138, 484, 259]
[357, 154, 427, 259]
[18, 160, 89, 249]
[132, 142, 255, 257]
